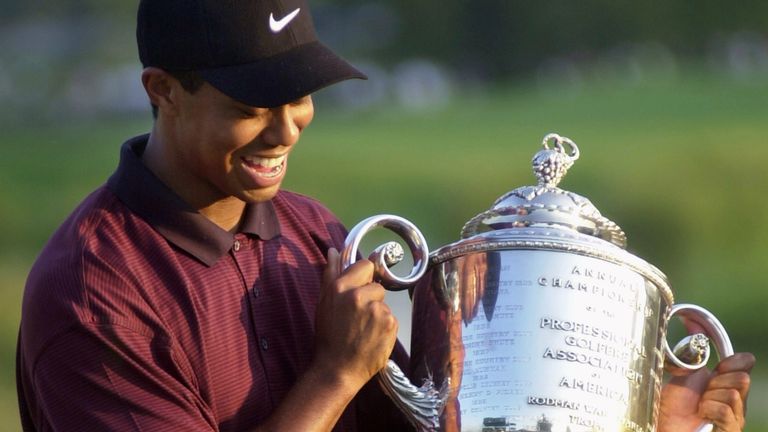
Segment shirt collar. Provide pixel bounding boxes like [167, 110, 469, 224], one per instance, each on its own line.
[106, 134, 281, 266]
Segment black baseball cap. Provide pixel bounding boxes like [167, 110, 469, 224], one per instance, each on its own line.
[137, 0, 367, 108]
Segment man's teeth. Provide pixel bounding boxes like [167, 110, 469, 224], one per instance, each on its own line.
[244, 155, 285, 168]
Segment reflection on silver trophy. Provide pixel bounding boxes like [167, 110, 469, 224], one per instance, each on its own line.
[341, 134, 734, 432]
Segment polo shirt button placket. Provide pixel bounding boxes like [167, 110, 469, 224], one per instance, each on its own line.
[260, 337, 269, 351]
[233, 240, 241, 252]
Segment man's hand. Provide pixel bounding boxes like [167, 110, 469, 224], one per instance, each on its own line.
[658, 352, 755, 432]
[252, 249, 400, 431]
[313, 248, 399, 390]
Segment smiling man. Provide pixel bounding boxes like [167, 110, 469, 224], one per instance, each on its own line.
[16, 0, 754, 431]
[17, 0, 411, 431]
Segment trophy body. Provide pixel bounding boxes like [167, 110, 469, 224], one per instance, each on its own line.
[410, 237, 669, 432]
[342, 134, 731, 432]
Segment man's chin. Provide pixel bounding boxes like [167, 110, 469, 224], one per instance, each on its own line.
[240, 185, 281, 203]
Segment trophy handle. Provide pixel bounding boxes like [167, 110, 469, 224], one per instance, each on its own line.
[342, 215, 449, 430]
[378, 359, 451, 431]
[664, 303, 735, 432]
[341, 214, 429, 290]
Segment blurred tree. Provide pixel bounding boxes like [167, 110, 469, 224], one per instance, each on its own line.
[3, 0, 766, 78]
[370, 0, 768, 79]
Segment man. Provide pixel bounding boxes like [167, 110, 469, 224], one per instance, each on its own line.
[17, 0, 409, 430]
[17, 0, 754, 431]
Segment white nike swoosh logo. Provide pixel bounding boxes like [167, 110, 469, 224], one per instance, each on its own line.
[269, 8, 301, 33]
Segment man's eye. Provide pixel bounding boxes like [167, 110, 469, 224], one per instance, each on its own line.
[238, 108, 264, 119]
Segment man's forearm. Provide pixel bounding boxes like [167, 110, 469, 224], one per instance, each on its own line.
[252, 361, 363, 432]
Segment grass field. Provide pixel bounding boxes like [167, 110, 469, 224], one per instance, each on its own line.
[2, 70, 767, 430]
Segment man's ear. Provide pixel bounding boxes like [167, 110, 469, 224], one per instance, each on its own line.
[142, 67, 178, 116]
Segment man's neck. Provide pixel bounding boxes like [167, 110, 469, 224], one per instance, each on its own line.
[198, 198, 247, 233]
[143, 128, 247, 233]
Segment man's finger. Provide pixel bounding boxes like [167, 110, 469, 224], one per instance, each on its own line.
[320, 247, 341, 307]
[715, 353, 756, 375]
[699, 392, 744, 432]
[701, 388, 744, 418]
[336, 259, 376, 292]
[666, 366, 711, 395]
[708, 353, 755, 410]
[707, 371, 751, 402]
[324, 256, 376, 297]
[323, 248, 340, 289]
[679, 316, 706, 335]
[352, 282, 387, 304]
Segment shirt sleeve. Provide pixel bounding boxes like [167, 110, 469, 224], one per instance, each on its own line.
[27, 322, 218, 432]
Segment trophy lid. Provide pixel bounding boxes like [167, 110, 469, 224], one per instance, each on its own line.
[460, 133, 628, 248]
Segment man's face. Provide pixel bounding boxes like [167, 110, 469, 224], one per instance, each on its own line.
[168, 81, 314, 206]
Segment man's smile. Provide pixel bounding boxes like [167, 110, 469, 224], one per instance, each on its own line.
[240, 154, 287, 188]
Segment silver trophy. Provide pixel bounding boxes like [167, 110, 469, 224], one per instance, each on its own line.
[342, 134, 733, 432]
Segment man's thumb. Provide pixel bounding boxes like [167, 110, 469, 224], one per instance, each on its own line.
[323, 247, 340, 291]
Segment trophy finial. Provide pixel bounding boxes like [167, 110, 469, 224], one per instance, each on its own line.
[533, 133, 580, 188]
[461, 132, 626, 249]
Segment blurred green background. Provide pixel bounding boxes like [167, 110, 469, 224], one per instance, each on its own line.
[1, 1, 767, 431]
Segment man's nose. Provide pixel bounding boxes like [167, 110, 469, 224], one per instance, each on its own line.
[262, 106, 301, 148]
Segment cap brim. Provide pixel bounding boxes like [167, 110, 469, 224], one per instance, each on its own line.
[198, 41, 366, 108]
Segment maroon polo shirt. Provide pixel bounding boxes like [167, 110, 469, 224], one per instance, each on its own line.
[17, 135, 412, 431]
